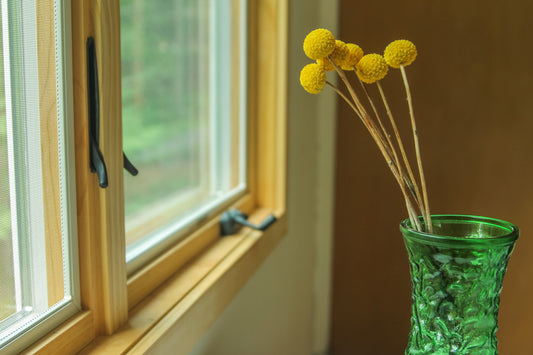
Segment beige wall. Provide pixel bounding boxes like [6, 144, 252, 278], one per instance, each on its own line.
[333, 0, 533, 354]
[150, 1, 339, 354]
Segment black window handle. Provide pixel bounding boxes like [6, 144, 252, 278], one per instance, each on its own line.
[87, 36, 138, 189]
[219, 209, 277, 236]
[87, 36, 108, 188]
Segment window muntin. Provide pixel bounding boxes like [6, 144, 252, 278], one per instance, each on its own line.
[0, 0, 79, 352]
[121, 0, 247, 274]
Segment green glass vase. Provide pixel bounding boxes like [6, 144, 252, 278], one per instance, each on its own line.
[400, 215, 519, 355]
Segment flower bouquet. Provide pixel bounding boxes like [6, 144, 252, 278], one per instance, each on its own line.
[300, 29, 519, 354]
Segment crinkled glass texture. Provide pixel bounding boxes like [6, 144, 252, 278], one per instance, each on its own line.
[401, 215, 518, 355]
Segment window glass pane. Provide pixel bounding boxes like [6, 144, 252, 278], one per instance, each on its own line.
[121, 0, 208, 239]
[121, 0, 246, 272]
[0, 12, 15, 323]
[0, 0, 79, 352]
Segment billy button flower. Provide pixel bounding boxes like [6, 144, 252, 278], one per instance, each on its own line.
[330, 40, 349, 66]
[316, 57, 335, 72]
[300, 63, 326, 94]
[340, 43, 364, 70]
[316, 40, 350, 71]
[384, 39, 417, 68]
[303, 28, 336, 60]
[298, 33, 432, 232]
[356, 53, 388, 84]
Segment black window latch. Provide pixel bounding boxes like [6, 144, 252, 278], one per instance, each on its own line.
[87, 36, 138, 189]
[220, 209, 277, 236]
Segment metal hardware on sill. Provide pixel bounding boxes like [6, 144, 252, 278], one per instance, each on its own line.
[220, 209, 277, 236]
[86, 36, 139, 189]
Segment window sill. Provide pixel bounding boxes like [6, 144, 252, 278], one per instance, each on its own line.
[75, 207, 286, 354]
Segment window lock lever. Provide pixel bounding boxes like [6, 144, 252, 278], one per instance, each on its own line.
[87, 36, 138, 188]
[220, 209, 277, 236]
[123, 152, 138, 176]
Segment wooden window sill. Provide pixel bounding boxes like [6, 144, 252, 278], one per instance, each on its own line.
[75, 207, 287, 354]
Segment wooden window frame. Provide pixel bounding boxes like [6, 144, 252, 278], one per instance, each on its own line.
[37, 0, 64, 307]
[22, 0, 288, 353]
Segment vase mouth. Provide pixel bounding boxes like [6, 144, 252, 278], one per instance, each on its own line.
[400, 214, 519, 247]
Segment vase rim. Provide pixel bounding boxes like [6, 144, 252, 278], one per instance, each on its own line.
[400, 214, 519, 246]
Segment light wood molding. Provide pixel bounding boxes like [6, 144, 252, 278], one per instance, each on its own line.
[21, 312, 95, 355]
[71, 0, 128, 336]
[91, 0, 128, 334]
[249, 0, 288, 213]
[36, 0, 64, 306]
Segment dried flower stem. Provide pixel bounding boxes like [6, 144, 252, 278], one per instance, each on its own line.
[329, 60, 369, 124]
[326, 81, 358, 113]
[358, 77, 418, 209]
[329, 60, 421, 231]
[400, 65, 432, 232]
[330, 60, 391, 156]
[357, 79, 422, 231]
[357, 77, 402, 173]
[376, 81, 424, 213]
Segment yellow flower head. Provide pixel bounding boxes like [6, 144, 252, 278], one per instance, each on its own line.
[303, 29, 336, 60]
[384, 39, 417, 68]
[316, 57, 335, 72]
[300, 63, 326, 94]
[356, 53, 388, 84]
[341, 43, 364, 70]
[329, 40, 348, 66]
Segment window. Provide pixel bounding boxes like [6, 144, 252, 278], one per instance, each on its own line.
[0, 0, 79, 353]
[121, 0, 247, 274]
[2, 0, 287, 353]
